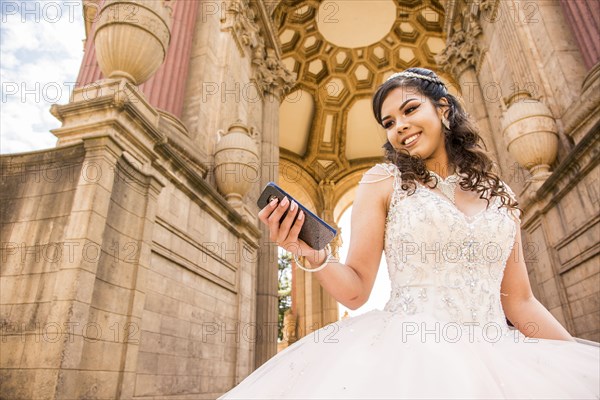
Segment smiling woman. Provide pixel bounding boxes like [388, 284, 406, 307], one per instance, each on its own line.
[0, 1, 85, 154]
[220, 67, 600, 399]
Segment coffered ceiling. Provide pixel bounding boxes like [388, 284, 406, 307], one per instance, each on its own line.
[274, 0, 452, 183]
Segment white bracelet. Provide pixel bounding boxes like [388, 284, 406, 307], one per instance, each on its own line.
[293, 246, 335, 273]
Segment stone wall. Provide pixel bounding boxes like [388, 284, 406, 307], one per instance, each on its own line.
[1, 145, 86, 398]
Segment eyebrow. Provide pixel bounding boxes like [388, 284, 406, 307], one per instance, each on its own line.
[381, 98, 418, 122]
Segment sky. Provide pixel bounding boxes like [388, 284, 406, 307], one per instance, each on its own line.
[1, 0, 85, 154]
[0, 0, 392, 318]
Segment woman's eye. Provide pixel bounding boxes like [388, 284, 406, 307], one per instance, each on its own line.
[383, 121, 393, 129]
[405, 105, 419, 114]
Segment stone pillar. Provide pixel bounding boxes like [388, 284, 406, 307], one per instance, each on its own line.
[253, 57, 295, 367]
[254, 91, 281, 368]
[139, 0, 200, 118]
[560, 0, 600, 70]
[318, 180, 340, 326]
[76, 0, 198, 118]
[435, 21, 500, 171]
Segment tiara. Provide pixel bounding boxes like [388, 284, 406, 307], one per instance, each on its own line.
[386, 71, 444, 86]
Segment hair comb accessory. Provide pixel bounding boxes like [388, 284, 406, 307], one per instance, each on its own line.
[386, 71, 444, 87]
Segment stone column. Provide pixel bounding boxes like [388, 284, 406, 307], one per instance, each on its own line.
[76, 0, 198, 118]
[139, 0, 200, 118]
[435, 22, 500, 171]
[318, 179, 341, 326]
[560, 0, 600, 70]
[254, 55, 296, 367]
[254, 91, 281, 368]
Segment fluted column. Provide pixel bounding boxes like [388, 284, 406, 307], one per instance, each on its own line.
[560, 0, 600, 70]
[140, 0, 200, 117]
[75, 0, 198, 118]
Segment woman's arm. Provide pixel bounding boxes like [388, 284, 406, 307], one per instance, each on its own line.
[259, 165, 392, 310]
[500, 225, 575, 341]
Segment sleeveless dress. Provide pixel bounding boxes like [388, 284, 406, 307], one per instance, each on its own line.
[219, 163, 600, 399]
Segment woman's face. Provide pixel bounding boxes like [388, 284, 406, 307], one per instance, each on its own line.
[380, 86, 449, 170]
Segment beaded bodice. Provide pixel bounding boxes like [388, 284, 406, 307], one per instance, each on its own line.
[363, 163, 520, 329]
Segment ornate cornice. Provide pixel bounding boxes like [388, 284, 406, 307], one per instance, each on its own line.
[436, 0, 489, 77]
[221, 0, 296, 100]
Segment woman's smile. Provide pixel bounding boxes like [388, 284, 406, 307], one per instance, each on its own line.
[402, 132, 421, 148]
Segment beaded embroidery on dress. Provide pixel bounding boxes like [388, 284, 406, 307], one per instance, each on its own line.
[219, 163, 599, 399]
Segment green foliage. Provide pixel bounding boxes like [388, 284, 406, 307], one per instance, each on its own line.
[278, 251, 293, 342]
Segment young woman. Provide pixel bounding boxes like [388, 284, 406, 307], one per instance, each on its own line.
[219, 68, 599, 399]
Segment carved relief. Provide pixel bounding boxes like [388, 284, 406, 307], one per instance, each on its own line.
[222, 0, 296, 99]
[435, 17, 483, 76]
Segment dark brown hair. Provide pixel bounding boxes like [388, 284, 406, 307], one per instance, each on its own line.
[372, 67, 521, 216]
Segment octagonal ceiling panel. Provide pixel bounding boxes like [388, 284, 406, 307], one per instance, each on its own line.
[316, 1, 397, 48]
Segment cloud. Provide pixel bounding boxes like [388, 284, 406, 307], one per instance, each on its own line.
[1, 0, 85, 154]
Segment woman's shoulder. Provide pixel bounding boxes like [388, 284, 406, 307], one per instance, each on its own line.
[358, 162, 400, 185]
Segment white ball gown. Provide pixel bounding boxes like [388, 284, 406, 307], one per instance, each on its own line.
[219, 163, 600, 399]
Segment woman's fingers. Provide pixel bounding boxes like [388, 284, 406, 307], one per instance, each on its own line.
[258, 197, 307, 255]
[287, 210, 305, 243]
[258, 197, 279, 224]
[277, 200, 299, 243]
[266, 196, 289, 240]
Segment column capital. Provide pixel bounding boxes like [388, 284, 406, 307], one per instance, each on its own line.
[435, 20, 483, 77]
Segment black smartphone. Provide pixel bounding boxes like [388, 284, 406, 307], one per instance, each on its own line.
[257, 182, 337, 250]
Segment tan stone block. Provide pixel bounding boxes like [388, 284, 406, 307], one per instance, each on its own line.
[64, 210, 107, 242]
[145, 291, 178, 316]
[139, 330, 161, 354]
[70, 182, 111, 213]
[19, 334, 64, 368]
[136, 350, 158, 374]
[57, 369, 120, 399]
[171, 282, 195, 306]
[0, 336, 25, 368]
[134, 373, 162, 397]
[90, 278, 134, 315]
[192, 290, 217, 313]
[540, 279, 561, 309]
[566, 273, 600, 302]
[573, 311, 600, 337]
[141, 309, 162, 333]
[157, 353, 188, 376]
[146, 269, 167, 293]
[562, 258, 599, 287]
[34, 191, 75, 220]
[52, 268, 95, 304]
[152, 222, 173, 248]
[32, 369, 59, 400]
[0, 369, 36, 399]
[160, 314, 190, 338]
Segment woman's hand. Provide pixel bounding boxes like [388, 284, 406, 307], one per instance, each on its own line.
[258, 196, 324, 264]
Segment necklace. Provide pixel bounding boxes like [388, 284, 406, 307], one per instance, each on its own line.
[428, 169, 460, 204]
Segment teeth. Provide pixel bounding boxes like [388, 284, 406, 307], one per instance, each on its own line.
[404, 134, 419, 145]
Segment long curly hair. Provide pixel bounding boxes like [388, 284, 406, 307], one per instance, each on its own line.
[372, 67, 521, 215]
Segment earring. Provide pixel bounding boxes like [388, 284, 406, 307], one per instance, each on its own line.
[442, 117, 450, 130]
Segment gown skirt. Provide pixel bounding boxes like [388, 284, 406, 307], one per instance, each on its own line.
[219, 310, 600, 399]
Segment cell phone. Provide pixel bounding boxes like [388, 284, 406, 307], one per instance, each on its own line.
[257, 182, 337, 250]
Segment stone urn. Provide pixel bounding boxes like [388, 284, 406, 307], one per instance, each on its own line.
[214, 121, 260, 206]
[94, 0, 172, 85]
[501, 92, 559, 179]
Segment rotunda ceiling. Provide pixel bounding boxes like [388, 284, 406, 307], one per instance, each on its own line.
[274, 0, 453, 186]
